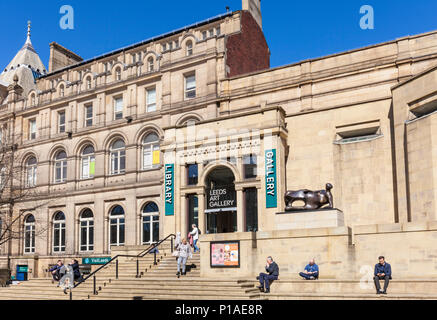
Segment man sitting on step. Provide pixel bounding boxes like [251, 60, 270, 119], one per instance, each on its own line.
[256, 256, 279, 294]
[374, 256, 392, 295]
[299, 259, 319, 280]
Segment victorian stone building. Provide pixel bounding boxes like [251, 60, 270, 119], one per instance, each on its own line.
[1, 0, 437, 280]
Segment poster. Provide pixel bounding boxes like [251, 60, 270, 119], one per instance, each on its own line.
[210, 241, 240, 268]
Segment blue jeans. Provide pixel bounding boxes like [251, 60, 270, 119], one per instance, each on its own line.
[177, 256, 188, 273]
[193, 239, 199, 252]
[258, 273, 278, 290]
[299, 272, 318, 280]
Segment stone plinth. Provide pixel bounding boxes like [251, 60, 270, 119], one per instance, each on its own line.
[275, 209, 344, 230]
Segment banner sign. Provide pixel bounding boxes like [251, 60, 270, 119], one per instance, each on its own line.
[210, 241, 240, 268]
[206, 186, 236, 212]
[165, 164, 175, 216]
[265, 149, 278, 208]
[82, 257, 111, 265]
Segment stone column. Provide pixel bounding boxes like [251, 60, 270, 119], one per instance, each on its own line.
[236, 187, 244, 232]
[198, 191, 205, 232]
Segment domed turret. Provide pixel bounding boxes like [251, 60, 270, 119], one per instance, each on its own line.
[0, 21, 47, 98]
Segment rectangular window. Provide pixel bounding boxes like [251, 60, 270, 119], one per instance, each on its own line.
[85, 104, 93, 127]
[216, 27, 221, 36]
[187, 164, 198, 185]
[185, 74, 196, 99]
[244, 188, 258, 232]
[29, 119, 36, 140]
[114, 97, 123, 120]
[209, 29, 214, 37]
[202, 31, 207, 40]
[58, 111, 66, 133]
[146, 88, 157, 113]
[243, 154, 258, 179]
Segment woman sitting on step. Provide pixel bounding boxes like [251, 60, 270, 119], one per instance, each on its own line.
[176, 238, 192, 278]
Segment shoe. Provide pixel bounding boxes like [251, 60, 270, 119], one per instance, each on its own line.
[264, 289, 270, 294]
[176, 272, 180, 278]
[256, 276, 260, 280]
[310, 276, 315, 280]
[257, 286, 264, 292]
[381, 291, 387, 295]
[182, 272, 186, 276]
[376, 291, 381, 294]
[63, 289, 67, 295]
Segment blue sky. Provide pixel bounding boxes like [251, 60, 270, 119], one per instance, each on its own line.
[1, 0, 437, 70]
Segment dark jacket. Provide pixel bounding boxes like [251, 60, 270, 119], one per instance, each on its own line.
[266, 262, 279, 277]
[374, 262, 392, 279]
[70, 262, 81, 278]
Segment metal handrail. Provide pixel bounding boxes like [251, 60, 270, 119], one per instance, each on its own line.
[70, 233, 176, 300]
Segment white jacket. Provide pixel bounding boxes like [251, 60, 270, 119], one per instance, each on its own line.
[190, 227, 199, 241]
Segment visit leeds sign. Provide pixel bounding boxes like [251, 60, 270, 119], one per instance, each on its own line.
[265, 149, 278, 208]
[82, 257, 111, 265]
[165, 164, 175, 216]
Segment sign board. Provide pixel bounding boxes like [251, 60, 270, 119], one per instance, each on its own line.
[165, 164, 175, 216]
[265, 149, 278, 208]
[82, 257, 111, 265]
[16, 266, 28, 273]
[210, 241, 240, 268]
[206, 186, 237, 212]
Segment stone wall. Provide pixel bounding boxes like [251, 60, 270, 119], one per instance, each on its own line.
[200, 221, 437, 280]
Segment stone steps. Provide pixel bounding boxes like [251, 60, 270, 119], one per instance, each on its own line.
[256, 292, 437, 300]
[239, 279, 437, 295]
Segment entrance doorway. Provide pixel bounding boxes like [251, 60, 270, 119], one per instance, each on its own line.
[205, 166, 237, 234]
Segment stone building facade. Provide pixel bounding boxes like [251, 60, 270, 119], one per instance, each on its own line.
[1, 1, 437, 280]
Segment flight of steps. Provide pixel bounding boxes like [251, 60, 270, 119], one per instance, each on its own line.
[239, 279, 437, 300]
[0, 245, 262, 300]
[3, 242, 436, 300]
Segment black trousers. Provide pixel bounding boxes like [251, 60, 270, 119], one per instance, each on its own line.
[374, 275, 390, 292]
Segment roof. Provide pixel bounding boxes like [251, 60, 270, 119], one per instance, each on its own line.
[39, 11, 235, 79]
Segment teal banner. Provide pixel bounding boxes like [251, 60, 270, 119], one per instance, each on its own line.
[165, 164, 175, 216]
[82, 257, 111, 265]
[265, 149, 278, 208]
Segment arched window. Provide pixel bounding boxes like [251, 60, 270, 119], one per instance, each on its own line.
[54, 151, 67, 183]
[142, 133, 160, 170]
[147, 57, 154, 72]
[80, 209, 94, 252]
[142, 202, 159, 244]
[59, 84, 65, 97]
[53, 212, 66, 252]
[26, 156, 37, 188]
[30, 93, 36, 106]
[115, 67, 121, 81]
[24, 215, 36, 254]
[110, 206, 125, 247]
[86, 77, 92, 90]
[110, 139, 126, 175]
[186, 40, 193, 56]
[81, 145, 95, 179]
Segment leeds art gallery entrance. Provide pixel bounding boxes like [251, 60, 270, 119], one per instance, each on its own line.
[205, 166, 237, 234]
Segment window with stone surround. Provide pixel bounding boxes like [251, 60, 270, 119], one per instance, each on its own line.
[146, 87, 156, 113]
[114, 96, 123, 120]
[185, 74, 196, 99]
